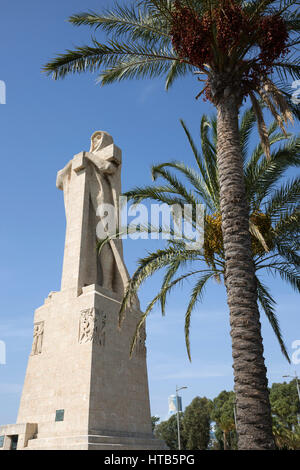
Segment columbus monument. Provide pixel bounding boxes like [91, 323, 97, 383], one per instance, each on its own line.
[0, 132, 165, 450]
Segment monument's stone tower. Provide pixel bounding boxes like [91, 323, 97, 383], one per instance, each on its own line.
[0, 132, 165, 450]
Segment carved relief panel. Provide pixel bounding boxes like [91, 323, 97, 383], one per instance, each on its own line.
[79, 308, 106, 346]
[31, 321, 44, 355]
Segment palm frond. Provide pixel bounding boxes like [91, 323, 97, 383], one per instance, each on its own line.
[151, 165, 199, 207]
[210, 115, 218, 147]
[273, 206, 300, 239]
[264, 177, 300, 219]
[185, 272, 216, 360]
[274, 239, 300, 268]
[272, 58, 300, 82]
[245, 128, 290, 195]
[139, 0, 175, 20]
[124, 185, 188, 208]
[119, 246, 202, 323]
[270, 264, 300, 292]
[247, 136, 300, 208]
[258, 88, 288, 137]
[279, 84, 300, 122]
[43, 39, 184, 83]
[128, 267, 211, 355]
[239, 107, 257, 164]
[256, 277, 290, 362]
[281, 7, 300, 33]
[249, 91, 271, 160]
[249, 219, 270, 253]
[200, 114, 219, 205]
[165, 60, 194, 90]
[160, 260, 181, 315]
[69, 5, 170, 45]
[179, 119, 213, 189]
[151, 161, 215, 210]
[263, 79, 294, 126]
[244, 0, 277, 17]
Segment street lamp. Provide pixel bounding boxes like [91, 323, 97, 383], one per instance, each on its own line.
[176, 385, 187, 451]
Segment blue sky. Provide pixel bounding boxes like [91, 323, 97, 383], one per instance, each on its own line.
[0, 0, 299, 424]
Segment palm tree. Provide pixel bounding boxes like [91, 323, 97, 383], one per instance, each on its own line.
[219, 417, 236, 450]
[273, 421, 300, 449]
[43, 1, 300, 448]
[211, 390, 237, 449]
[103, 109, 299, 447]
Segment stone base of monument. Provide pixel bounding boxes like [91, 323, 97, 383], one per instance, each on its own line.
[0, 425, 166, 450]
[0, 423, 38, 450]
[0, 285, 166, 451]
[24, 432, 166, 450]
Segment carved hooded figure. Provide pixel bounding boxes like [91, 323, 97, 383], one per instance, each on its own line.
[87, 130, 128, 295]
[57, 131, 131, 298]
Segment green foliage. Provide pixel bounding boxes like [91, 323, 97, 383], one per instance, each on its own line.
[155, 381, 300, 450]
[155, 413, 186, 450]
[43, 0, 300, 135]
[273, 424, 300, 450]
[271, 379, 300, 450]
[270, 379, 300, 429]
[211, 391, 237, 450]
[155, 396, 212, 450]
[151, 415, 160, 432]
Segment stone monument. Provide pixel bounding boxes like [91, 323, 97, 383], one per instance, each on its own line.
[0, 132, 165, 450]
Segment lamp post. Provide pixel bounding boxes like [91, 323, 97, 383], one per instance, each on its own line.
[176, 385, 187, 451]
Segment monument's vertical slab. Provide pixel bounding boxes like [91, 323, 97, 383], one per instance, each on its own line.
[59, 152, 93, 293]
[1, 132, 165, 450]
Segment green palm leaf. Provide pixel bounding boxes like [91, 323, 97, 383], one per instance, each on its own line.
[185, 272, 216, 361]
[121, 107, 299, 361]
[256, 277, 290, 362]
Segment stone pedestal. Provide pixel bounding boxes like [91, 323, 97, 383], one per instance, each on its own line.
[12, 285, 163, 450]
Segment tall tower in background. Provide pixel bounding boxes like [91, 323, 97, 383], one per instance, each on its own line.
[168, 394, 182, 416]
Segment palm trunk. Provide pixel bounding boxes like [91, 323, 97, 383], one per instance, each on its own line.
[216, 97, 275, 450]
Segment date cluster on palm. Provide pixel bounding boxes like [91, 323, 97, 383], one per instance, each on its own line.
[170, 0, 289, 103]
